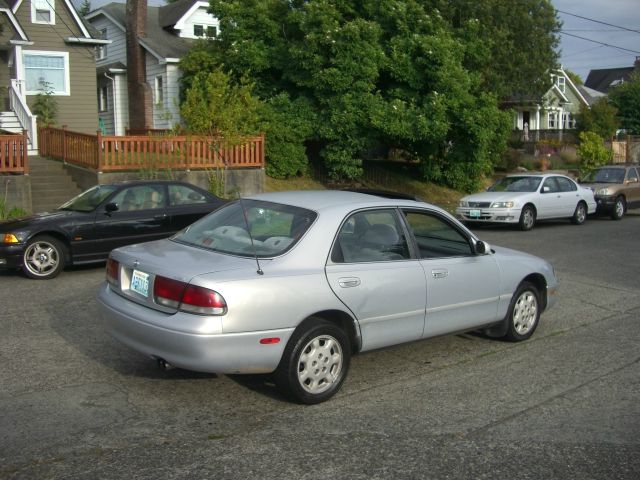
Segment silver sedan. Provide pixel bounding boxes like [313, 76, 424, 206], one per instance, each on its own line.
[97, 190, 558, 404]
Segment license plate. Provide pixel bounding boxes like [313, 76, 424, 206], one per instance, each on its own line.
[131, 270, 150, 297]
[469, 209, 481, 218]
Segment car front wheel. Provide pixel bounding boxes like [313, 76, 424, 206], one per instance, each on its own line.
[519, 205, 536, 231]
[504, 282, 541, 341]
[571, 201, 587, 225]
[275, 318, 350, 404]
[22, 235, 66, 279]
[611, 196, 625, 220]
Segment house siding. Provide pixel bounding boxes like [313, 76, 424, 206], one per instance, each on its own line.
[92, 16, 126, 67]
[15, 1, 99, 134]
[180, 7, 219, 39]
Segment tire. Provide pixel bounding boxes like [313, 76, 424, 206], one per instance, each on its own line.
[571, 201, 587, 225]
[518, 205, 536, 231]
[22, 235, 66, 279]
[274, 318, 350, 404]
[503, 282, 541, 342]
[611, 196, 625, 220]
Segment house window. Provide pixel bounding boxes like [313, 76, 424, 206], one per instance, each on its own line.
[98, 86, 108, 112]
[23, 51, 70, 95]
[155, 76, 164, 105]
[562, 112, 575, 129]
[557, 76, 565, 93]
[96, 29, 108, 60]
[194, 25, 204, 37]
[206, 26, 217, 38]
[32, 0, 55, 25]
[548, 112, 557, 129]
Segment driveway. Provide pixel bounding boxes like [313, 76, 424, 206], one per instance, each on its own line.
[1, 214, 639, 479]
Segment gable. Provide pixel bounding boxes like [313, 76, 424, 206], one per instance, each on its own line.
[12, 0, 92, 38]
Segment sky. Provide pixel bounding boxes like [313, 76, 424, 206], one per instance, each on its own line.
[75, 0, 640, 82]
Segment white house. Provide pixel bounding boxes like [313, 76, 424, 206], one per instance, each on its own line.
[85, 0, 219, 135]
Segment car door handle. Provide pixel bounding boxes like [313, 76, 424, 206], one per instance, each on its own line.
[431, 269, 448, 279]
[154, 214, 168, 220]
[338, 277, 361, 288]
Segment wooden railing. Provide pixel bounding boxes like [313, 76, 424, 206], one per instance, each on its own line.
[0, 131, 29, 174]
[38, 127, 265, 172]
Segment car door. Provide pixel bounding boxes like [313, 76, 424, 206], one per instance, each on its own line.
[325, 209, 427, 351]
[555, 176, 582, 216]
[537, 177, 563, 218]
[625, 167, 640, 206]
[400, 209, 501, 337]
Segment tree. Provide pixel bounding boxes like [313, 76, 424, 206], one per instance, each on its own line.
[564, 69, 583, 86]
[608, 73, 640, 135]
[78, 0, 91, 16]
[185, 0, 513, 191]
[576, 131, 612, 176]
[575, 99, 618, 139]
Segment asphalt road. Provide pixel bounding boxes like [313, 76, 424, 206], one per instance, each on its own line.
[1, 213, 639, 479]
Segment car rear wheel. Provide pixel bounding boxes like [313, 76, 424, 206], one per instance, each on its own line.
[275, 318, 350, 404]
[519, 205, 536, 231]
[22, 235, 66, 280]
[611, 196, 625, 220]
[571, 201, 587, 225]
[504, 282, 541, 341]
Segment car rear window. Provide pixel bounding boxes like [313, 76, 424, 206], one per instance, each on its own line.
[172, 200, 316, 257]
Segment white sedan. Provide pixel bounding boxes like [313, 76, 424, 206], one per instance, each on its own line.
[456, 173, 597, 231]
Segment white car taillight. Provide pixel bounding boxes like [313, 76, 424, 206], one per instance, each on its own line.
[153, 275, 227, 315]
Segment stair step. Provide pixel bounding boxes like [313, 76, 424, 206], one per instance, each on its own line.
[28, 156, 84, 213]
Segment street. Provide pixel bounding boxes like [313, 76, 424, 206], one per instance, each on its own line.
[1, 213, 639, 479]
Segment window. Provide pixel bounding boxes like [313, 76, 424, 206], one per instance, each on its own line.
[155, 76, 164, 105]
[112, 186, 166, 212]
[548, 112, 557, 129]
[32, 0, 55, 24]
[332, 210, 409, 263]
[98, 86, 108, 112]
[168, 185, 207, 206]
[194, 24, 217, 38]
[403, 211, 472, 258]
[542, 177, 560, 193]
[562, 112, 575, 129]
[556, 176, 577, 192]
[95, 29, 108, 60]
[193, 25, 204, 37]
[557, 75, 565, 93]
[206, 26, 217, 38]
[23, 52, 70, 95]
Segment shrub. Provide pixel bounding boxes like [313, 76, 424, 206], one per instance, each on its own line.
[576, 131, 613, 176]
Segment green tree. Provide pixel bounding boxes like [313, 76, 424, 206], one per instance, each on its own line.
[32, 80, 58, 126]
[186, 0, 513, 190]
[564, 69, 583, 86]
[576, 131, 613, 176]
[79, 0, 91, 16]
[575, 99, 619, 139]
[608, 73, 640, 134]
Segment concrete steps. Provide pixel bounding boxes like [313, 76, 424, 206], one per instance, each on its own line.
[0, 111, 22, 133]
[28, 157, 84, 213]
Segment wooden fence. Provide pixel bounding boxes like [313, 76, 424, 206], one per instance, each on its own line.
[38, 126, 264, 172]
[0, 131, 29, 174]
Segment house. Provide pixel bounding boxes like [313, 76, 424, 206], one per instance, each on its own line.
[585, 57, 640, 93]
[0, 0, 108, 153]
[85, 0, 219, 135]
[504, 68, 595, 141]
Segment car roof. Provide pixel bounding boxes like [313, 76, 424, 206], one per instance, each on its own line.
[100, 180, 196, 187]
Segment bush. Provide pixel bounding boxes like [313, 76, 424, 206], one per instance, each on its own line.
[0, 199, 27, 220]
[576, 131, 613, 176]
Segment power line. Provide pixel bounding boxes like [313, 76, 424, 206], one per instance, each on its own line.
[557, 9, 640, 35]
[560, 31, 640, 55]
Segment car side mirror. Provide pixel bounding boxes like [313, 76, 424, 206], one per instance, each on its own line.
[474, 240, 491, 255]
[105, 202, 119, 213]
[542, 186, 550, 193]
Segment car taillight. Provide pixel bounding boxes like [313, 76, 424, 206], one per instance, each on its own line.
[153, 275, 227, 315]
[106, 258, 119, 286]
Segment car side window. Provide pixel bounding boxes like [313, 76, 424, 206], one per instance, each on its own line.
[542, 177, 560, 193]
[112, 186, 165, 211]
[403, 210, 472, 258]
[627, 168, 639, 183]
[169, 185, 207, 206]
[556, 176, 577, 192]
[332, 209, 410, 263]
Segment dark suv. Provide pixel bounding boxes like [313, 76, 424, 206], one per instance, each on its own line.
[580, 165, 640, 219]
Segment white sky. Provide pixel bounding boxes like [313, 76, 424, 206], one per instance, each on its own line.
[75, 0, 640, 82]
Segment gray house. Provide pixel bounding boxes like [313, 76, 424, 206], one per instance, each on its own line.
[86, 0, 219, 135]
[0, 0, 108, 153]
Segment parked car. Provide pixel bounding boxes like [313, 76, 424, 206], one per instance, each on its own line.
[456, 173, 597, 231]
[579, 165, 640, 220]
[97, 190, 558, 404]
[0, 181, 225, 279]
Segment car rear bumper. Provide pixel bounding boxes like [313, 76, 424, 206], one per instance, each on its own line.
[0, 244, 25, 269]
[96, 283, 293, 374]
[455, 207, 521, 224]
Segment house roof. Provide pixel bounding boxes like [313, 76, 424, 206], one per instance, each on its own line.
[159, 0, 198, 29]
[576, 85, 606, 106]
[0, 0, 29, 42]
[585, 66, 635, 93]
[92, 2, 194, 60]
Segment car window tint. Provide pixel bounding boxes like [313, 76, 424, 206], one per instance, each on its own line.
[627, 168, 639, 182]
[169, 185, 207, 206]
[489, 176, 541, 192]
[58, 185, 118, 212]
[403, 211, 472, 258]
[332, 209, 409, 263]
[173, 200, 316, 258]
[556, 176, 577, 192]
[542, 177, 560, 193]
[112, 186, 165, 211]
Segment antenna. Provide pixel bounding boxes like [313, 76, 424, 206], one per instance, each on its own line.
[238, 195, 264, 276]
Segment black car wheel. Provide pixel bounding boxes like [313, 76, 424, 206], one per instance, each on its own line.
[22, 235, 66, 279]
[275, 318, 350, 404]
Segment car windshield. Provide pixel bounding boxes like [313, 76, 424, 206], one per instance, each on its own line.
[173, 200, 317, 258]
[488, 176, 542, 193]
[582, 168, 625, 184]
[58, 185, 119, 212]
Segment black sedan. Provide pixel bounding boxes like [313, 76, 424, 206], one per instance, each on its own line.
[0, 181, 225, 279]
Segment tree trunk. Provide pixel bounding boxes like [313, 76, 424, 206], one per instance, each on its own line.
[125, 0, 152, 131]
